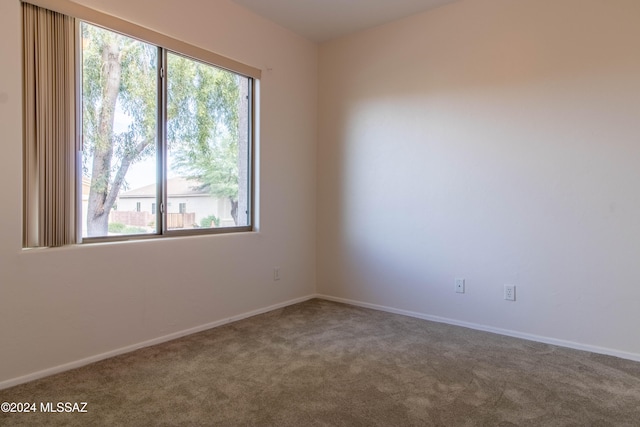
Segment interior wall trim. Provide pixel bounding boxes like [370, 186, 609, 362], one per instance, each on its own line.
[5, 292, 637, 390]
[316, 294, 640, 363]
[0, 294, 316, 390]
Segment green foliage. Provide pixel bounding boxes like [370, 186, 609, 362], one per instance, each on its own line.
[81, 23, 157, 182]
[167, 53, 242, 202]
[200, 214, 220, 228]
[108, 222, 127, 233]
[173, 135, 239, 200]
[108, 223, 147, 234]
[82, 22, 244, 232]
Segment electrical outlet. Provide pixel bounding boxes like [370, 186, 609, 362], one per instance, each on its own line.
[273, 267, 281, 281]
[504, 285, 516, 301]
[455, 278, 465, 294]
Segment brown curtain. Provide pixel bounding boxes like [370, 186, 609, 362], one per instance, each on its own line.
[23, 2, 77, 247]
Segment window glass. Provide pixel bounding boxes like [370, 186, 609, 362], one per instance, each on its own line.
[81, 23, 158, 238]
[166, 52, 251, 230]
[24, 6, 257, 247]
[80, 24, 252, 240]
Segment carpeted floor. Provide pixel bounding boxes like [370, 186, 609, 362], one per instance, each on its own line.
[1, 299, 639, 426]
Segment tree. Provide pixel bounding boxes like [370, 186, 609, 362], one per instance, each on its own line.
[82, 24, 245, 235]
[82, 24, 156, 236]
[167, 54, 247, 226]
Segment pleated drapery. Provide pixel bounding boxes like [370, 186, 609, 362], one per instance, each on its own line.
[22, 2, 77, 247]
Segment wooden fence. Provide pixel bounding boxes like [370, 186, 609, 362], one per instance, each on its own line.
[109, 211, 196, 229]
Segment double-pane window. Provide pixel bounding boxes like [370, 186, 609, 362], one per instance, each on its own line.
[23, 0, 258, 248]
[81, 23, 253, 240]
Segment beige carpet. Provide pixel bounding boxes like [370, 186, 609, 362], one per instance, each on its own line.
[1, 299, 639, 426]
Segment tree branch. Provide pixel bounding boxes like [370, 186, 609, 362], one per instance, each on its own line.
[104, 139, 153, 211]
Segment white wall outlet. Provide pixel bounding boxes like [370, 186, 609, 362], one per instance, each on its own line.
[504, 285, 516, 301]
[273, 267, 281, 281]
[455, 278, 465, 293]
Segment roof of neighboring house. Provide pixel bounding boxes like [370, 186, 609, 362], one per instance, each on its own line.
[119, 177, 209, 198]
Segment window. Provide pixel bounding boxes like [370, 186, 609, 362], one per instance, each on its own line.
[22, 1, 259, 247]
[82, 23, 253, 240]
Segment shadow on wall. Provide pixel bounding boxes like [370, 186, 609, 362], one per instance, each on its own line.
[317, 0, 640, 331]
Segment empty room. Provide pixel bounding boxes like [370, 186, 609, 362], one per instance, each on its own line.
[1, 0, 639, 425]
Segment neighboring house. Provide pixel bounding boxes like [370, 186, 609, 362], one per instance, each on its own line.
[115, 177, 235, 229]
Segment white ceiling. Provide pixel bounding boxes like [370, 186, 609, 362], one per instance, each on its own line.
[231, 0, 460, 42]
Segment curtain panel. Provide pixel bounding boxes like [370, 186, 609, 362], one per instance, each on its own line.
[23, 2, 77, 247]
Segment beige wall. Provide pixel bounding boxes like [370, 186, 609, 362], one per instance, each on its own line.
[0, 0, 317, 386]
[318, 0, 640, 358]
[3, 0, 640, 388]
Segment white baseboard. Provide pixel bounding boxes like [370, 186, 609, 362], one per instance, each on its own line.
[0, 295, 316, 391]
[315, 294, 640, 363]
[4, 293, 638, 390]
